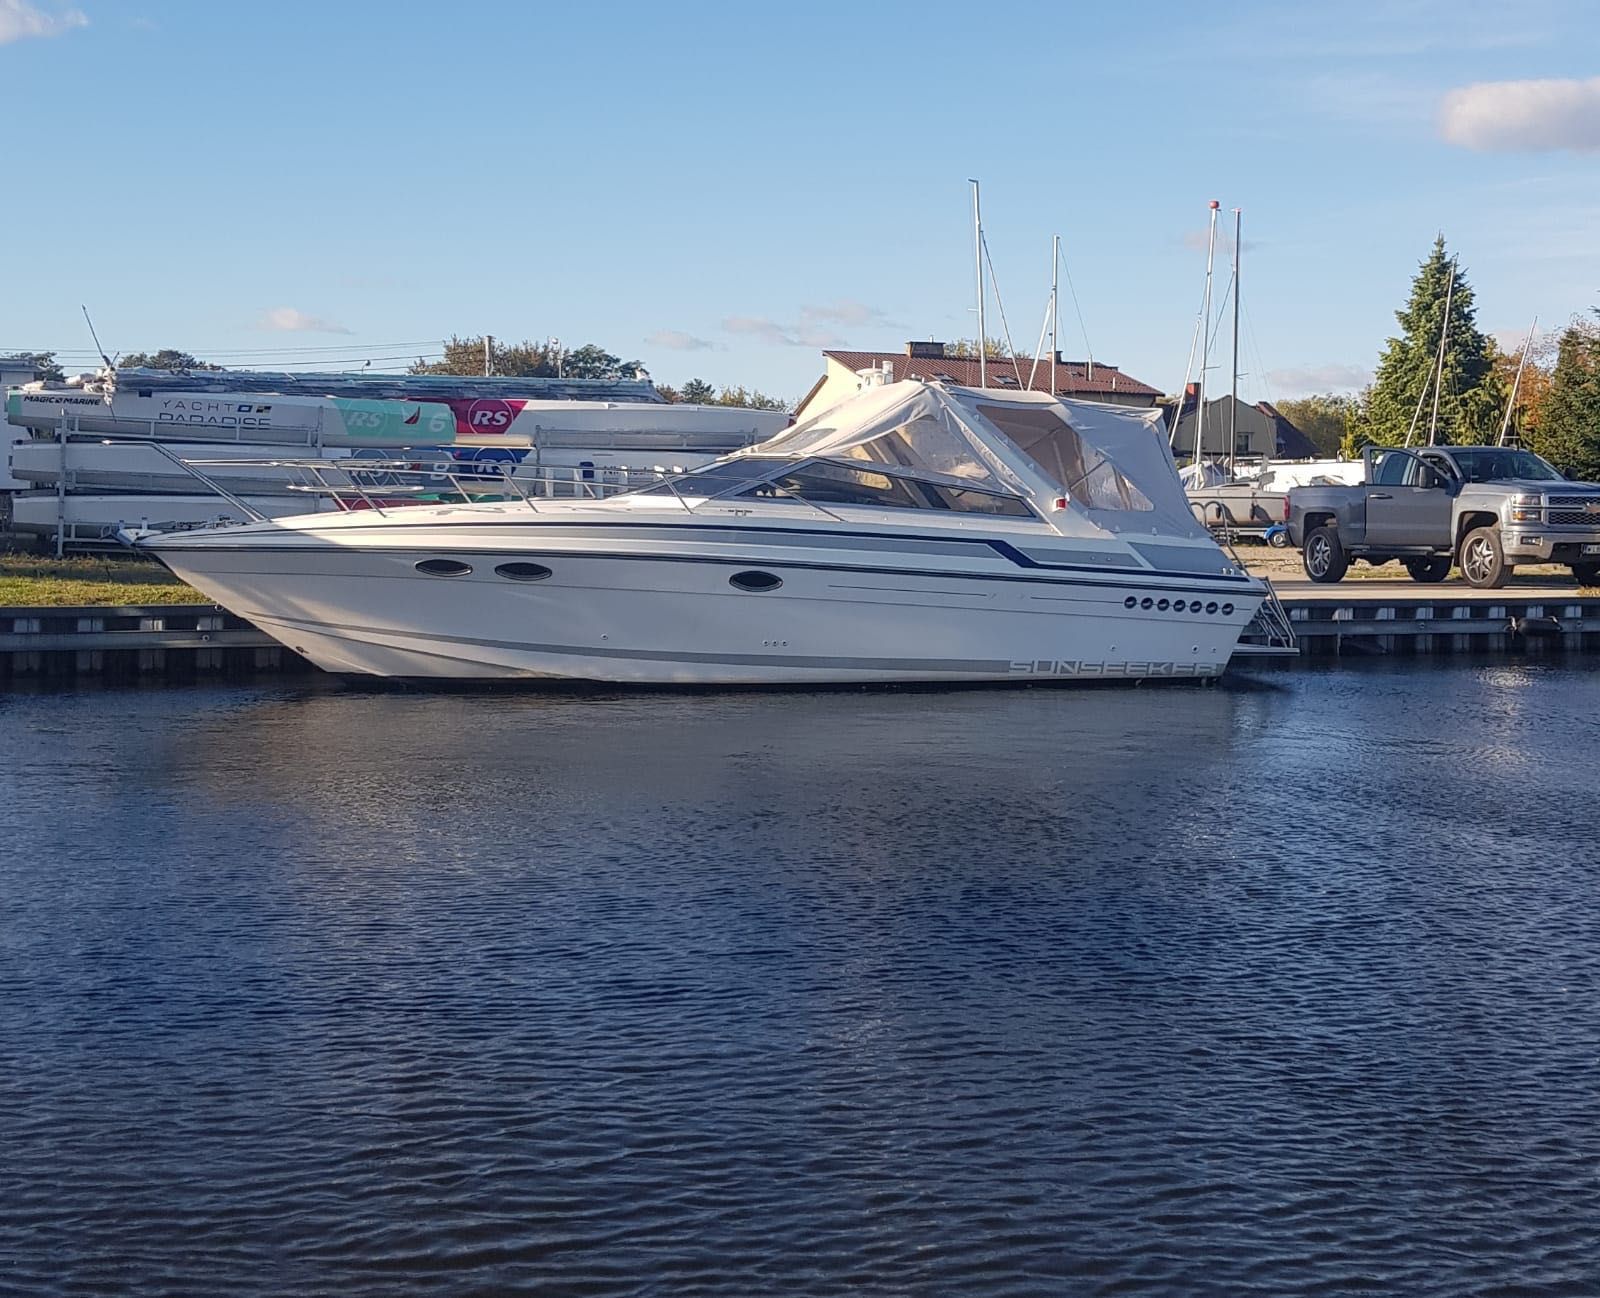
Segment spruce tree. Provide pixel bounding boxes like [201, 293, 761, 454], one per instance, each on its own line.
[1532, 320, 1600, 480]
[1359, 236, 1496, 446]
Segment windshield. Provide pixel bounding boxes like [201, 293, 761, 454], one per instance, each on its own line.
[1446, 449, 1564, 483]
[628, 457, 791, 498]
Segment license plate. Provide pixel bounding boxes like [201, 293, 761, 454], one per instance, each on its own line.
[1585, 544, 1600, 555]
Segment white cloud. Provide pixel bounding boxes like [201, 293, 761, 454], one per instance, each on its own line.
[1440, 77, 1600, 152]
[1264, 364, 1372, 398]
[721, 301, 896, 349]
[799, 300, 894, 328]
[722, 315, 844, 349]
[645, 329, 716, 352]
[259, 306, 352, 335]
[0, 0, 86, 44]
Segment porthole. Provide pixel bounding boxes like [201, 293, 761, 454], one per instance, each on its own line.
[1222, 602, 1235, 616]
[1123, 596, 1137, 609]
[1206, 601, 1218, 615]
[1157, 598, 1170, 611]
[495, 561, 553, 582]
[415, 558, 472, 577]
[730, 570, 782, 593]
[1140, 597, 1153, 610]
[1172, 599, 1187, 613]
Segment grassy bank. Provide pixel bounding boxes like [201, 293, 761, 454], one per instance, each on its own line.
[0, 552, 205, 607]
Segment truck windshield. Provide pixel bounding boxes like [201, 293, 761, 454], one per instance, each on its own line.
[1446, 450, 1564, 483]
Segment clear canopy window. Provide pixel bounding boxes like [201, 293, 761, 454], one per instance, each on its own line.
[977, 404, 1153, 514]
[743, 462, 1032, 517]
[751, 408, 1005, 491]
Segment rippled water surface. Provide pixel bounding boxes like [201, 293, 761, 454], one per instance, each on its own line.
[4, 662, 1600, 1297]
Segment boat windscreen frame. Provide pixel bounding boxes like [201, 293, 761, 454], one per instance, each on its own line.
[620, 456, 798, 501]
[622, 455, 1037, 519]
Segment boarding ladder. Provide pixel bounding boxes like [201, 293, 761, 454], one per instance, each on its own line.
[1219, 535, 1298, 656]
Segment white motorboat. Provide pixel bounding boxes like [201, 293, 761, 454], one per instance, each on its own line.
[128, 381, 1279, 685]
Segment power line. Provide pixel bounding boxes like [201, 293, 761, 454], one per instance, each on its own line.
[1, 339, 447, 358]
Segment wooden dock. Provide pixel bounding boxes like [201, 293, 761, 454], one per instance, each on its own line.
[0, 603, 310, 681]
[1264, 578, 1600, 658]
[1, 582, 1597, 681]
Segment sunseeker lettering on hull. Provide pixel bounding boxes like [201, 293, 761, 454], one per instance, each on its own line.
[1010, 660, 1224, 678]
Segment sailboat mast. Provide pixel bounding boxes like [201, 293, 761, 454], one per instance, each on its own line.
[1051, 233, 1059, 398]
[1194, 201, 1220, 469]
[1498, 316, 1538, 447]
[970, 179, 987, 389]
[1428, 259, 1456, 446]
[1229, 207, 1241, 477]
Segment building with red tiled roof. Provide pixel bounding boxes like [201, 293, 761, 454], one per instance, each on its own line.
[794, 341, 1162, 420]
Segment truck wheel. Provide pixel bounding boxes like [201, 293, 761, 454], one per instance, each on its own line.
[1403, 556, 1453, 583]
[1572, 562, 1600, 587]
[1268, 528, 1292, 549]
[1459, 526, 1508, 589]
[1304, 526, 1348, 583]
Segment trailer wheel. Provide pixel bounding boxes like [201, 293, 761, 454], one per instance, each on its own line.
[1304, 526, 1348, 583]
[1459, 526, 1508, 589]
[1403, 555, 1453, 583]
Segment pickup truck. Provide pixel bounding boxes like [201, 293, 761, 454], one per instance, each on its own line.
[1288, 445, 1600, 588]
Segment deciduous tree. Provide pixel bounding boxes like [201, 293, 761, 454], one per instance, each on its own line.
[711, 385, 789, 412]
[412, 336, 642, 380]
[118, 349, 224, 372]
[1272, 393, 1355, 458]
[8, 351, 63, 382]
[675, 378, 717, 404]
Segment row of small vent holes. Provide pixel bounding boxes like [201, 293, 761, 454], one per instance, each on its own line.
[1125, 594, 1236, 616]
[415, 558, 782, 593]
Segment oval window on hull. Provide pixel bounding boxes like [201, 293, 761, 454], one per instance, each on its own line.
[415, 558, 472, 577]
[495, 562, 553, 582]
[729, 570, 782, 593]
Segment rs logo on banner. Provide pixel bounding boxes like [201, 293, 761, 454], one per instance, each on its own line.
[440, 398, 529, 436]
[465, 400, 519, 431]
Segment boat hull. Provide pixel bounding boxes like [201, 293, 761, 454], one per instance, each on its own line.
[145, 535, 1264, 685]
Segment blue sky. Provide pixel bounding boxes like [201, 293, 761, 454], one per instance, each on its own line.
[0, 0, 1596, 404]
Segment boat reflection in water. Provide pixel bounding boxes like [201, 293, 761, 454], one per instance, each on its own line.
[131, 381, 1270, 685]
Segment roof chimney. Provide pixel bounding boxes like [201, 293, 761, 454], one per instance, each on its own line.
[906, 340, 945, 359]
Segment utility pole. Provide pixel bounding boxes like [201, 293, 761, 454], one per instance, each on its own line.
[484, 334, 493, 378]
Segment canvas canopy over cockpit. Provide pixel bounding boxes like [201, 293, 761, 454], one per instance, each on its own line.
[723, 380, 1210, 541]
